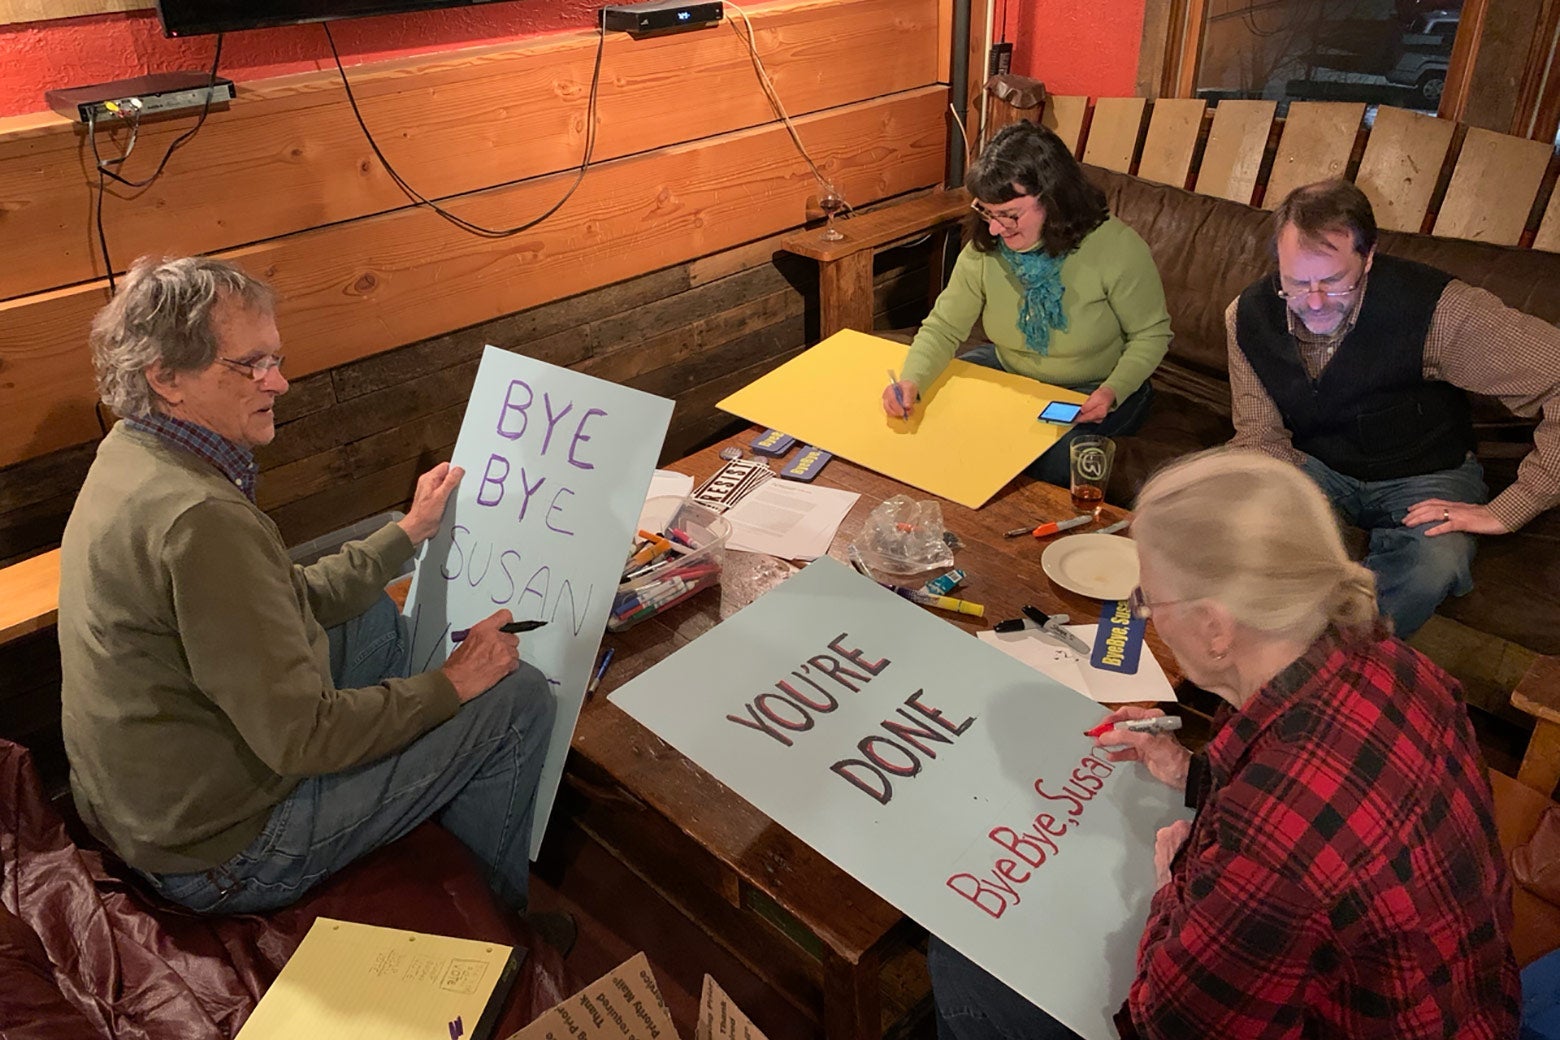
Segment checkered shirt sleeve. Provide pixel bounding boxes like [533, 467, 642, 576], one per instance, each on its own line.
[1425, 280, 1560, 530]
[1225, 299, 1305, 466]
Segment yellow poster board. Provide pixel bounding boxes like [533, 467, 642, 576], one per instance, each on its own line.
[717, 330, 1082, 509]
[236, 918, 515, 1040]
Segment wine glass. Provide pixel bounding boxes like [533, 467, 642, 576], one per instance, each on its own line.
[819, 182, 846, 242]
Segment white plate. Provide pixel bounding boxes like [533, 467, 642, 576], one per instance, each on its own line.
[1040, 533, 1140, 600]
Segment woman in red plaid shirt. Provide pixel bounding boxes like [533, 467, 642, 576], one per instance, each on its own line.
[931, 449, 1519, 1039]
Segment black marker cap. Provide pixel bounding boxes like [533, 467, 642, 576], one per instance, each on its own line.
[1021, 605, 1052, 627]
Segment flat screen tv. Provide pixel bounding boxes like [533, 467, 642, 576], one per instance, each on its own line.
[155, 0, 498, 36]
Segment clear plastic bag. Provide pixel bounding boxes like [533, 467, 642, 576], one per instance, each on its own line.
[854, 495, 956, 575]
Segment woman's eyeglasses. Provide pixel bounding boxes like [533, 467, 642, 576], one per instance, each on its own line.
[1126, 586, 1194, 620]
[970, 199, 1025, 231]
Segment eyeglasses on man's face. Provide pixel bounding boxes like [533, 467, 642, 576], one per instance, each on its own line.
[1272, 270, 1366, 301]
[216, 353, 286, 381]
[971, 198, 1031, 231]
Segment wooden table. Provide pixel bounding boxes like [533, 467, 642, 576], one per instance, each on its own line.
[563, 428, 1184, 1040]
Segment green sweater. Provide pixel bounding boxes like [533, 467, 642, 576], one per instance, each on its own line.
[901, 217, 1173, 405]
[58, 424, 460, 874]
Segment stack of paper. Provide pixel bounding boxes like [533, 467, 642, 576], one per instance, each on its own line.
[723, 480, 860, 560]
[505, 952, 771, 1040]
[644, 469, 695, 504]
[236, 918, 517, 1040]
[976, 624, 1176, 703]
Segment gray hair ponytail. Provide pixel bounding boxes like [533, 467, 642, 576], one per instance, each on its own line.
[1132, 449, 1380, 643]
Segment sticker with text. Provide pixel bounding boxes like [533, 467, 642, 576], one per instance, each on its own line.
[750, 428, 797, 456]
[1091, 600, 1144, 674]
[779, 445, 832, 481]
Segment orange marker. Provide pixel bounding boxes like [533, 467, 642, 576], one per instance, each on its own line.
[1031, 514, 1093, 538]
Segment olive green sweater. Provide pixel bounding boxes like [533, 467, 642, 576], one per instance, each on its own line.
[901, 217, 1173, 404]
[58, 424, 460, 874]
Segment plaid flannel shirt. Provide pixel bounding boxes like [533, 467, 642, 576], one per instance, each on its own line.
[123, 413, 258, 503]
[1120, 629, 1519, 1039]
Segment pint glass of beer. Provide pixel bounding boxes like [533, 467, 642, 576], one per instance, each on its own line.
[1068, 435, 1115, 510]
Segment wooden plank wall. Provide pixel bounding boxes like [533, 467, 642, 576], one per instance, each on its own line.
[0, 0, 951, 565]
[980, 94, 1560, 250]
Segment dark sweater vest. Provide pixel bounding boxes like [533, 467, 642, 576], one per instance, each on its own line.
[1235, 256, 1472, 481]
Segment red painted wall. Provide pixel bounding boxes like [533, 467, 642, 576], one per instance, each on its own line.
[0, 1, 599, 119]
[1004, 0, 1146, 98]
[2, 0, 1150, 122]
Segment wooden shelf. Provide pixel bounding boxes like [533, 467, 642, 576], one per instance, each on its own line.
[0, 549, 60, 645]
[780, 190, 970, 261]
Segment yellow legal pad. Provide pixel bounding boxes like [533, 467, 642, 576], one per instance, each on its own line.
[718, 330, 1084, 509]
[236, 918, 517, 1040]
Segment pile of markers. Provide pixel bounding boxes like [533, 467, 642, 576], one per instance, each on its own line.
[609, 525, 725, 630]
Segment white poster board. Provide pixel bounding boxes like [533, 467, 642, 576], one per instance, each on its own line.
[405, 345, 673, 858]
[611, 558, 1189, 1039]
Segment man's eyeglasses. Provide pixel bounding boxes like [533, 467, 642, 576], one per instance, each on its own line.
[1126, 586, 1193, 620]
[216, 354, 286, 381]
[1272, 274, 1365, 301]
[971, 199, 1026, 231]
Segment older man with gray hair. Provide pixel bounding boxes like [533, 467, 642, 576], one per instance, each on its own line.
[58, 256, 556, 917]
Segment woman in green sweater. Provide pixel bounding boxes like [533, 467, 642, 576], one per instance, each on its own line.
[883, 121, 1173, 488]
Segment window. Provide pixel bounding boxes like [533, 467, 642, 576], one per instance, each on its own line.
[1157, 0, 1559, 144]
[1191, 0, 1461, 115]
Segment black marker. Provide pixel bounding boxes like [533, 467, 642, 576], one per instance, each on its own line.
[451, 619, 548, 643]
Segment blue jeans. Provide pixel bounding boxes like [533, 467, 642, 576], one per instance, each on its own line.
[142, 594, 556, 914]
[1523, 947, 1560, 1039]
[959, 343, 1156, 488]
[929, 936, 1082, 1040]
[1299, 453, 1487, 639]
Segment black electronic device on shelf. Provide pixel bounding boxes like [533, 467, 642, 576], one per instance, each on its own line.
[602, 0, 723, 34]
[154, 0, 500, 36]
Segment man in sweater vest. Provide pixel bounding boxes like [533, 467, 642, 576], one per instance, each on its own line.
[1226, 179, 1559, 637]
[58, 256, 556, 917]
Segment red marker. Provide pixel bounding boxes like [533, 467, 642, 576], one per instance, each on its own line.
[1085, 717, 1183, 738]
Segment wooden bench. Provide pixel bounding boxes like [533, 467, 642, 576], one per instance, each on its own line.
[781, 189, 971, 339]
[1514, 655, 1560, 798]
[0, 550, 61, 646]
[987, 94, 1560, 249]
[1499, 654, 1560, 967]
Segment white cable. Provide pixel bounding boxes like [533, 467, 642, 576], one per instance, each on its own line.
[949, 102, 972, 172]
[724, 0, 848, 208]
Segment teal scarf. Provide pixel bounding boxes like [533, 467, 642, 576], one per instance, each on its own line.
[1000, 244, 1069, 355]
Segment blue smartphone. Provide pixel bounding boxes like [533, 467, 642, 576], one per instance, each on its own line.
[1038, 400, 1082, 424]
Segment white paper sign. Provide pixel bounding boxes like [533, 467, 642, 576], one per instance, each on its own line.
[977, 626, 1178, 703]
[610, 558, 1188, 1040]
[405, 345, 673, 858]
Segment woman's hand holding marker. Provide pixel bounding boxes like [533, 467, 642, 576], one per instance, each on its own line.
[882, 375, 920, 418]
[1085, 706, 1192, 792]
